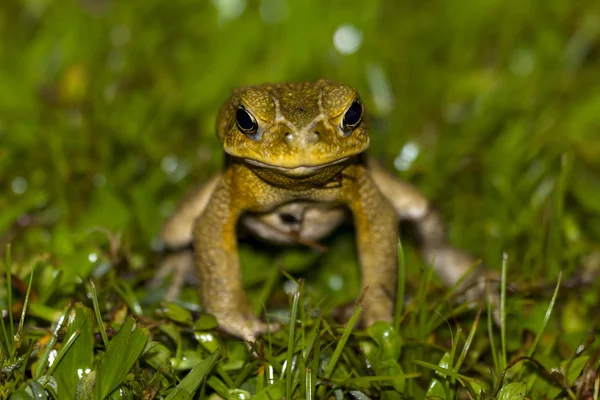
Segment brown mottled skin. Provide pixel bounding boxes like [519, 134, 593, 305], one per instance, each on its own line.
[160, 80, 489, 341]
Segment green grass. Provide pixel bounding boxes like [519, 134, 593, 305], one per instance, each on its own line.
[1, 0, 600, 398]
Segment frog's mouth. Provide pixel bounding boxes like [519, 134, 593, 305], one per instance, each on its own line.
[243, 157, 351, 177]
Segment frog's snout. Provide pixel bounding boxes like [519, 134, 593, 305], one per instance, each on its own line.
[283, 130, 320, 147]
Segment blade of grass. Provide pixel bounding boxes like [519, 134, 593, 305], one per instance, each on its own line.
[528, 272, 562, 358]
[89, 279, 109, 347]
[112, 280, 142, 315]
[15, 264, 35, 345]
[18, 341, 36, 377]
[305, 367, 313, 400]
[331, 373, 421, 384]
[448, 324, 459, 379]
[1, 245, 11, 355]
[454, 298, 483, 372]
[296, 352, 306, 398]
[256, 361, 265, 393]
[500, 252, 508, 369]
[310, 324, 320, 396]
[5, 244, 14, 356]
[487, 288, 500, 376]
[413, 359, 469, 384]
[302, 313, 322, 361]
[232, 359, 261, 389]
[46, 330, 81, 376]
[254, 262, 280, 315]
[35, 303, 72, 379]
[416, 261, 435, 334]
[324, 290, 362, 378]
[206, 376, 230, 398]
[546, 154, 570, 275]
[262, 303, 274, 362]
[285, 284, 300, 398]
[164, 348, 221, 400]
[394, 239, 405, 332]
[291, 281, 306, 396]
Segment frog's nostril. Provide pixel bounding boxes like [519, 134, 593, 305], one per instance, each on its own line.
[309, 130, 321, 144]
[284, 132, 293, 144]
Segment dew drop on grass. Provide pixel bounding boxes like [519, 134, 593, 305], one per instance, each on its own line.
[77, 368, 91, 379]
[47, 349, 58, 367]
[283, 280, 299, 295]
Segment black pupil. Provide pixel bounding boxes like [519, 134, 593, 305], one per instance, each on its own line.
[343, 100, 362, 127]
[236, 108, 256, 131]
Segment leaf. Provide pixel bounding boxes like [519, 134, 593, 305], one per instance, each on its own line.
[425, 352, 451, 399]
[563, 356, 589, 385]
[163, 389, 191, 400]
[160, 303, 193, 325]
[497, 382, 527, 400]
[194, 314, 218, 331]
[8, 390, 34, 400]
[365, 322, 405, 392]
[52, 304, 94, 400]
[253, 380, 285, 400]
[36, 376, 58, 399]
[164, 348, 220, 400]
[94, 317, 149, 400]
[25, 380, 48, 400]
[142, 341, 172, 371]
[207, 376, 231, 399]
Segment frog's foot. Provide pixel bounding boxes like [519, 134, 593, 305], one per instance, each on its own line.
[150, 250, 196, 302]
[431, 247, 501, 322]
[216, 313, 280, 342]
[462, 267, 502, 324]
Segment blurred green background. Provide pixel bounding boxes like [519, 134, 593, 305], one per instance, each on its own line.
[1, 0, 599, 300]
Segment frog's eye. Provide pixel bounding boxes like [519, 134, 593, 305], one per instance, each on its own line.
[342, 99, 363, 133]
[236, 106, 259, 136]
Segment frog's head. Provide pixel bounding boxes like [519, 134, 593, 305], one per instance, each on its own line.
[217, 79, 369, 177]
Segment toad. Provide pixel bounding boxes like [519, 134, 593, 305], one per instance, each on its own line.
[160, 80, 488, 341]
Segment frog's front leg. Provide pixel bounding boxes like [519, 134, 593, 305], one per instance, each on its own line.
[152, 175, 221, 301]
[194, 177, 277, 341]
[349, 168, 399, 326]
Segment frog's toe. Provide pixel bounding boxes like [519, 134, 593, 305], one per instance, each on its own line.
[456, 268, 502, 324]
[246, 319, 280, 342]
[220, 316, 280, 342]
